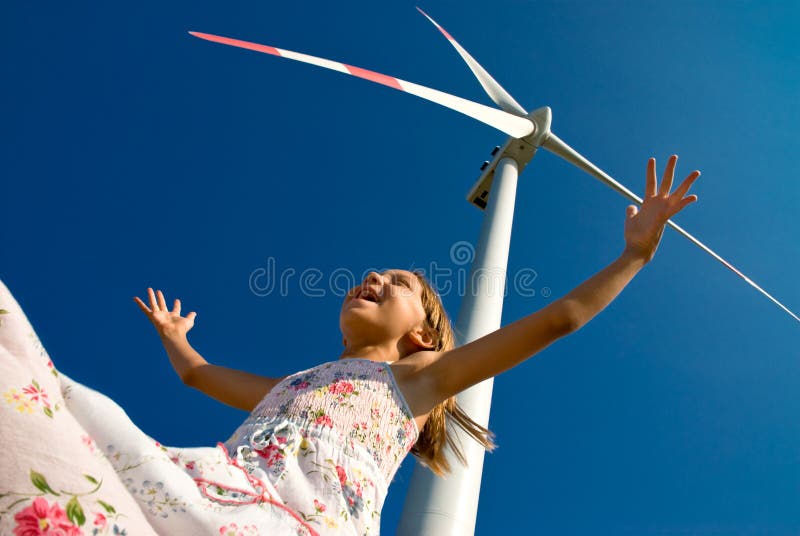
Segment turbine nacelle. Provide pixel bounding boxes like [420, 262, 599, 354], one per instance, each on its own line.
[467, 106, 551, 209]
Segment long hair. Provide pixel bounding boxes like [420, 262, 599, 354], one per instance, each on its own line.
[407, 269, 497, 477]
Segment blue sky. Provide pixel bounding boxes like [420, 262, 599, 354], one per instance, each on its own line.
[2, 1, 799, 534]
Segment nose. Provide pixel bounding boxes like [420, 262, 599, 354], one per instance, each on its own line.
[365, 271, 383, 286]
[349, 271, 383, 300]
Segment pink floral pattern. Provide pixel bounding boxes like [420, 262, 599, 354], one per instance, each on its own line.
[3, 380, 60, 418]
[218, 522, 259, 536]
[3, 292, 419, 536]
[239, 358, 419, 482]
[221, 358, 420, 534]
[3, 471, 129, 536]
[12, 497, 82, 536]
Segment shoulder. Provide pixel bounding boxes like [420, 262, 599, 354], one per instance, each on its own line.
[390, 351, 446, 416]
[391, 350, 443, 381]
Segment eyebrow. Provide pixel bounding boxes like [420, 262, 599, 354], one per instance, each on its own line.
[383, 270, 416, 286]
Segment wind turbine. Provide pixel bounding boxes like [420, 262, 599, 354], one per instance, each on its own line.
[188, 7, 799, 535]
[187, 13, 798, 326]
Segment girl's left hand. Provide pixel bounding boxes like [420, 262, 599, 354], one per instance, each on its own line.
[624, 154, 700, 263]
[133, 288, 197, 340]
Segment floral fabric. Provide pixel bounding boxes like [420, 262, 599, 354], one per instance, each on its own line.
[0, 279, 419, 535]
[0, 279, 158, 536]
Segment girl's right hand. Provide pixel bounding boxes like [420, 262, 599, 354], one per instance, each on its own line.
[133, 288, 197, 340]
[623, 155, 700, 263]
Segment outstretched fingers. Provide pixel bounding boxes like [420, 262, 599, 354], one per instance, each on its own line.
[646, 158, 657, 198]
[667, 171, 701, 217]
[133, 296, 151, 315]
[672, 170, 701, 200]
[157, 289, 168, 311]
[670, 191, 699, 217]
[147, 287, 159, 311]
[643, 154, 701, 219]
[658, 154, 678, 196]
[136, 288, 187, 317]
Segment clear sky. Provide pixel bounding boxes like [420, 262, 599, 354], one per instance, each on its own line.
[2, 1, 799, 534]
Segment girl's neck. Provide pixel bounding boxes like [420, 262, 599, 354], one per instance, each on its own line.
[338, 343, 402, 363]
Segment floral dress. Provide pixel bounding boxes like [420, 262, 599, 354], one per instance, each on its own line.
[0, 280, 419, 536]
[217, 358, 420, 535]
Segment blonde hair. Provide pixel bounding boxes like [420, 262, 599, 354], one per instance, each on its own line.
[407, 269, 497, 477]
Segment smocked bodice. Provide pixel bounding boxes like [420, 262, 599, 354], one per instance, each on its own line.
[224, 358, 419, 487]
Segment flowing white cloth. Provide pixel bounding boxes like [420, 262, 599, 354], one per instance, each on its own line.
[0, 279, 419, 535]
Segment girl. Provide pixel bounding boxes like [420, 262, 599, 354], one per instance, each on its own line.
[0, 155, 699, 535]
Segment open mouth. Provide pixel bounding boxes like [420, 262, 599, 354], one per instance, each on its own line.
[355, 288, 379, 303]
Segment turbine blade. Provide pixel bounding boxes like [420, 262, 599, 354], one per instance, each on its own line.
[542, 132, 800, 323]
[188, 31, 534, 139]
[416, 7, 528, 117]
[543, 132, 645, 204]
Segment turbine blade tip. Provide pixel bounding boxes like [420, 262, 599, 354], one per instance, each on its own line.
[416, 6, 433, 21]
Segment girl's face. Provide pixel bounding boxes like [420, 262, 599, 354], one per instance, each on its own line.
[340, 269, 430, 349]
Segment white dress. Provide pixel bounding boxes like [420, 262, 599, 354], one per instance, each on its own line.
[0, 279, 419, 536]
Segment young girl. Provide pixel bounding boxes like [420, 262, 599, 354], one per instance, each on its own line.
[0, 155, 699, 535]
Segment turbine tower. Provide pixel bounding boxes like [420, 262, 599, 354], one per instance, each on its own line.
[188, 8, 799, 535]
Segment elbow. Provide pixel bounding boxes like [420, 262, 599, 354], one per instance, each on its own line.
[181, 366, 199, 387]
[557, 299, 584, 334]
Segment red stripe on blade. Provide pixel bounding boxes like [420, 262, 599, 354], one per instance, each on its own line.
[189, 32, 280, 56]
[437, 27, 454, 41]
[344, 64, 402, 90]
[415, 7, 454, 40]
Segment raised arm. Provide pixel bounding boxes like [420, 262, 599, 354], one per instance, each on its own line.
[421, 155, 700, 403]
[159, 333, 286, 412]
[133, 288, 286, 412]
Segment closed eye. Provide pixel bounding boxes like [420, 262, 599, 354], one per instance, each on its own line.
[381, 271, 415, 292]
[390, 274, 413, 288]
